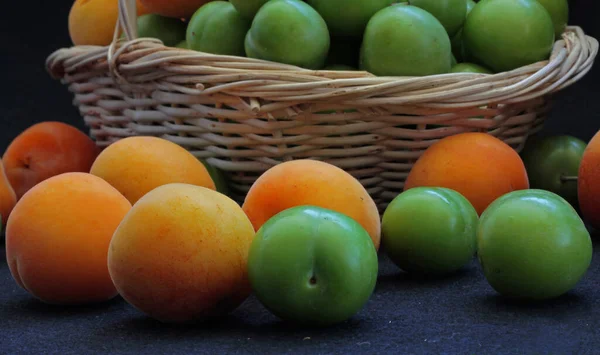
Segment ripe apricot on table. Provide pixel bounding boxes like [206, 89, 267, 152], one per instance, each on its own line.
[242, 159, 381, 250]
[2, 121, 100, 200]
[5, 173, 132, 305]
[69, 0, 149, 46]
[404, 132, 529, 215]
[108, 183, 256, 323]
[579, 130, 600, 230]
[90, 136, 215, 205]
[0, 160, 17, 230]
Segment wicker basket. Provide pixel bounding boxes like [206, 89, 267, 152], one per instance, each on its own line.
[46, 0, 598, 210]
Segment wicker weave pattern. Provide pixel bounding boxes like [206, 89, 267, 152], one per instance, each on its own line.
[45, 0, 598, 209]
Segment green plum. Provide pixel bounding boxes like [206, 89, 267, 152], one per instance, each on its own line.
[536, 0, 569, 38]
[248, 205, 378, 326]
[467, 0, 477, 14]
[245, 0, 330, 69]
[230, 0, 270, 19]
[451, 0, 477, 62]
[409, 0, 467, 37]
[463, 0, 555, 73]
[200, 160, 230, 196]
[520, 135, 587, 208]
[360, 4, 453, 76]
[306, 0, 396, 37]
[137, 14, 186, 47]
[382, 187, 479, 276]
[478, 189, 592, 300]
[450, 62, 492, 73]
[175, 40, 188, 49]
[187, 1, 251, 56]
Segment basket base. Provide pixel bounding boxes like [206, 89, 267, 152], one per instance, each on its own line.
[84, 96, 549, 212]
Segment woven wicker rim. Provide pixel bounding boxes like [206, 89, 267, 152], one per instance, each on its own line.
[47, 0, 598, 109]
[45, 0, 599, 209]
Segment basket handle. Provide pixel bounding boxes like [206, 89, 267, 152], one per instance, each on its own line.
[115, 0, 139, 42]
[107, 0, 139, 83]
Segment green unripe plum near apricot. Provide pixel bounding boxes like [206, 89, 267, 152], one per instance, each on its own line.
[451, 62, 492, 73]
[230, 0, 270, 19]
[248, 206, 378, 326]
[360, 5, 453, 76]
[477, 189, 592, 301]
[463, 0, 555, 73]
[306, 0, 396, 37]
[187, 1, 251, 56]
[536, 0, 569, 38]
[409, 0, 467, 37]
[137, 14, 186, 47]
[245, 0, 330, 69]
[451, 0, 477, 62]
[520, 135, 586, 208]
[382, 187, 479, 276]
[200, 160, 230, 196]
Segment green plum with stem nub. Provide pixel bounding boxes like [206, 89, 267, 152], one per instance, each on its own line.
[520, 135, 587, 208]
[248, 205, 378, 326]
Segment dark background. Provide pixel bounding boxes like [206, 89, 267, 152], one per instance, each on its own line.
[0, 0, 599, 149]
[1, 1, 600, 354]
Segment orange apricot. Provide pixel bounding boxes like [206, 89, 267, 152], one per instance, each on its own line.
[0, 159, 17, 230]
[108, 183, 255, 323]
[242, 159, 381, 250]
[579, 130, 600, 230]
[69, 0, 149, 46]
[90, 136, 215, 205]
[2, 121, 100, 200]
[5, 173, 132, 305]
[404, 132, 529, 215]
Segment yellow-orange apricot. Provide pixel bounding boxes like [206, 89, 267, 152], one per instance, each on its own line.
[90, 136, 215, 205]
[5, 173, 131, 305]
[108, 183, 255, 323]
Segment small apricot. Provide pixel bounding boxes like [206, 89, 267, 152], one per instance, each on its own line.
[5, 173, 131, 305]
[2, 121, 100, 200]
[69, 0, 149, 46]
[404, 132, 529, 215]
[242, 159, 381, 250]
[90, 136, 215, 205]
